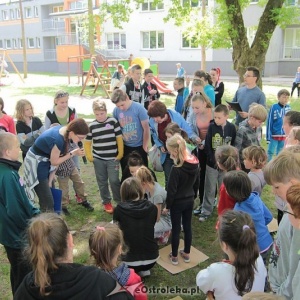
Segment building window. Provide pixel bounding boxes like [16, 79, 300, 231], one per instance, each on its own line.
[27, 38, 34, 48]
[285, 0, 300, 5]
[181, 35, 200, 48]
[106, 33, 126, 50]
[13, 39, 17, 49]
[36, 37, 41, 48]
[25, 7, 32, 18]
[141, 0, 164, 11]
[10, 9, 15, 20]
[34, 6, 38, 17]
[2, 10, 9, 20]
[53, 6, 64, 13]
[284, 28, 300, 58]
[142, 31, 164, 49]
[16, 8, 20, 19]
[182, 0, 208, 7]
[0, 40, 3, 49]
[5, 39, 11, 49]
[69, 1, 87, 10]
[19, 38, 23, 49]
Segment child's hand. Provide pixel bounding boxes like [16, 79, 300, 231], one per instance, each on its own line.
[238, 111, 248, 118]
[162, 208, 169, 215]
[149, 90, 157, 95]
[160, 146, 168, 153]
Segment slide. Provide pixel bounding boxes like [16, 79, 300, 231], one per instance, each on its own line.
[152, 76, 174, 94]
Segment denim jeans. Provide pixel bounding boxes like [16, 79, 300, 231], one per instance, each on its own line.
[93, 158, 121, 204]
[163, 153, 174, 188]
[267, 137, 284, 162]
[170, 200, 193, 257]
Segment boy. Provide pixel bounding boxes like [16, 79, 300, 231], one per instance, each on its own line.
[111, 89, 150, 173]
[263, 148, 300, 299]
[234, 103, 267, 170]
[142, 68, 160, 110]
[121, 64, 144, 105]
[266, 89, 291, 161]
[176, 62, 185, 78]
[84, 100, 123, 214]
[0, 132, 40, 294]
[199, 104, 236, 221]
[173, 77, 185, 114]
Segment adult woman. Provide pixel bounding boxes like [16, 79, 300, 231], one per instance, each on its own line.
[113, 177, 159, 277]
[14, 213, 132, 300]
[23, 118, 89, 212]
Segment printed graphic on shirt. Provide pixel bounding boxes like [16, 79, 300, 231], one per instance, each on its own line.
[212, 134, 232, 150]
[129, 90, 142, 103]
[118, 113, 138, 142]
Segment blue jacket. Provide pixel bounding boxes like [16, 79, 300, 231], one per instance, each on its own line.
[175, 87, 184, 114]
[149, 109, 197, 164]
[266, 102, 291, 141]
[234, 192, 273, 253]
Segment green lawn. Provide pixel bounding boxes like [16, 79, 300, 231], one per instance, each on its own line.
[0, 78, 298, 300]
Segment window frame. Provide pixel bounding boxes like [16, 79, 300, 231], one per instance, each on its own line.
[2, 10, 9, 21]
[141, 0, 164, 11]
[106, 32, 126, 50]
[141, 30, 164, 50]
[24, 7, 32, 19]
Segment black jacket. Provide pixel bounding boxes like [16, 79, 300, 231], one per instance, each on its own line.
[124, 78, 143, 103]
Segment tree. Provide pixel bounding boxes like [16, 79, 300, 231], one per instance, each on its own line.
[19, 0, 27, 78]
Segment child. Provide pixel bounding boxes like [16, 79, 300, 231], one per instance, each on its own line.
[89, 222, 147, 299]
[113, 177, 159, 277]
[223, 170, 273, 263]
[263, 149, 300, 298]
[162, 134, 199, 265]
[15, 99, 44, 160]
[176, 62, 185, 78]
[84, 100, 123, 214]
[266, 89, 291, 161]
[286, 126, 300, 147]
[194, 70, 215, 106]
[136, 166, 172, 244]
[173, 77, 185, 114]
[196, 210, 266, 299]
[234, 103, 267, 170]
[111, 64, 126, 90]
[210, 67, 224, 106]
[0, 97, 16, 133]
[199, 104, 236, 222]
[142, 68, 160, 110]
[283, 110, 300, 138]
[242, 145, 267, 195]
[291, 66, 300, 97]
[215, 145, 240, 216]
[286, 183, 300, 229]
[0, 132, 40, 294]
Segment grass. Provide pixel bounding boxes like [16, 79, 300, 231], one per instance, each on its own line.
[0, 78, 298, 300]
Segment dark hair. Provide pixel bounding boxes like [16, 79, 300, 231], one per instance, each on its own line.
[214, 104, 229, 115]
[174, 77, 185, 86]
[120, 177, 144, 202]
[246, 66, 260, 82]
[127, 151, 144, 167]
[25, 213, 70, 296]
[111, 89, 127, 104]
[54, 90, 69, 102]
[0, 97, 6, 114]
[215, 145, 240, 172]
[219, 210, 259, 296]
[223, 170, 252, 202]
[164, 122, 189, 142]
[148, 100, 168, 118]
[193, 70, 213, 85]
[284, 111, 300, 127]
[144, 68, 153, 76]
[131, 64, 142, 72]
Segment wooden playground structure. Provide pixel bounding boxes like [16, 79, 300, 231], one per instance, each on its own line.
[0, 50, 24, 83]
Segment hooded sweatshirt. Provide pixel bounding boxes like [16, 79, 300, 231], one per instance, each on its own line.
[14, 263, 133, 300]
[113, 200, 158, 263]
[166, 156, 200, 209]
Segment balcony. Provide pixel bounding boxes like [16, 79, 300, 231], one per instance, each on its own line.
[283, 47, 300, 59]
[44, 49, 56, 61]
[42, 19, 65, 32]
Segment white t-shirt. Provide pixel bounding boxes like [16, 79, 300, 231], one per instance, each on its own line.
[196, 255, 266, 299]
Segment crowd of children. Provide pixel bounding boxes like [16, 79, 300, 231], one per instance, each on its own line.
[1, 63, 300, 300]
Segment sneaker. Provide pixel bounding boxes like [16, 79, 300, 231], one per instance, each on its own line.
[138, 270, 151, 277]
[103, 203, 114, 214]
[199, 214, 209, 222]
[79, 200, 94, 212]
[62, 207, 70, 216]
[169, 252, 178, 265]
[193, 206, 202, 215]
[179, 250, 190, 263]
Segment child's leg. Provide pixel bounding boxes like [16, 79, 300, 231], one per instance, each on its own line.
[291, 82, 297, 96]
[276, 140, 285, 156]
[34, 179, 54, 212]
[181, 201, 193, 254]
[162, 154, 174, 188]
[170, 204, 183, 257]
[57, 176, 70, 209]
[267, 138, 277, 162]
[93, 158, 112, 204]
[69, 168, 85, 199]
[107, 160, 121, 202]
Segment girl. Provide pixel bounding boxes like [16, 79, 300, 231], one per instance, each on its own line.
[194, 70, 215, 106]
[162, 134, 199, 265]
[113, 177, 159, 277]
[0, 97, 15, 134]
[286, 126, 300, 147]
[196, 210, 266, 299]
[210, 67, 224, 106]
[223, 170, 273, 263]
[89, 222, 147, 300]
[187, 93, 214, 213]
[135, 166, 172, 244]
[283, 110, 300, 140]
[15, 99, 44, 160]
[215, 145, 240, 216]
[242, 145, 267, 195]
[23, 118, 88, 212]
[15, 213, 132, 300]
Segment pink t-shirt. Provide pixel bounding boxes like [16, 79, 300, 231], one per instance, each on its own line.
[196, 108, 212, 141]
[0, 113, 16, 134]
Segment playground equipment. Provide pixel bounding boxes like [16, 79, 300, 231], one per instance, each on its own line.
[0, 50, 24, 83]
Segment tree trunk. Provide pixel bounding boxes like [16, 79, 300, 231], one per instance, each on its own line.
[201, 0, 206, 70]
[19, 0, 27, 78]
[224, 0, 285, 87]
[88, 0, 95, 55]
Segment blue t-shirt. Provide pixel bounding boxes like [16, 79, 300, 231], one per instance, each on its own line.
[204, 84, 216, 107]
[113, 101, 148, 147]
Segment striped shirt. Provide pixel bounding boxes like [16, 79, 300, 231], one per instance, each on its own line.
[86, 117, 122, 160]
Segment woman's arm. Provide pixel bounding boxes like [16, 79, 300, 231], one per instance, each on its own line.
[50, 145, 84, 166]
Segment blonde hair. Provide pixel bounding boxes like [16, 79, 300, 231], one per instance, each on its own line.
[289, 126, 300, 143]
[166, 133, 187, 167]
[135, 165, 155, 185]
[248, 104, 267, 122]
[89, 222, 126, 271]
[242, 145, 267, 169]
[215, 145, 240, 171]
[264, 149, 300, 185]
[0, 132, 16, 158]
[25, 213, 70, 296]
[111, 89, 127, 104]
[92, 99, 107, 112]
[15, 99, 34, 121]
[120, 177, 144, 202]
[191, 93, 213, 109]
[54, 90, 69, 105]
